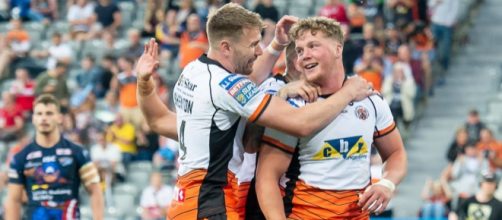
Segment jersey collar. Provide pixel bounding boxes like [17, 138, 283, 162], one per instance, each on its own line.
[198, 54, 232, 73]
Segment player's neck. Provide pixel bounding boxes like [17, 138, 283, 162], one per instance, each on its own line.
[207, 49, 235, 73]
[36, 130, 61, 148]
[318, 69, 345, 96]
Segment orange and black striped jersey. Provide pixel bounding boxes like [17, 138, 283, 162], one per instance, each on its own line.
[262, 94, 395, 219]
[170, 54, 271, 219]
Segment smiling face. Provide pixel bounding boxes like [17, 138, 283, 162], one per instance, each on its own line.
[230, 27, 263, 75]
[294, 30, 341, 85]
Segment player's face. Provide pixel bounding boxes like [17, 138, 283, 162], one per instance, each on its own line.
[231, 27, 263, 75]
[295, 31, 341, 84]
[32, 103, 62, 136]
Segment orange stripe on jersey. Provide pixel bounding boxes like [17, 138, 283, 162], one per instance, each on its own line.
[236, 182, 250, 219]
[168, 170, 240, 220]
[248, 94, 272, 123]
[374, 122, 396, 138]
[262, 135, 295, 154]
[288, 180, 369, 220]
[223, 172, 240, 220]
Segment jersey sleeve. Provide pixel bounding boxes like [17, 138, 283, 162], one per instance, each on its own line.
[8, 153, 25, 185]
[371, 95, 396, 138]
[262, 128, 298, 155]
[213, 74, 272, 123]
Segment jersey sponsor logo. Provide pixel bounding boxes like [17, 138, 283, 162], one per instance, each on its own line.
[219, 75, 259, 106]
[8, 168, 19, 179]
[27, 151, 42, 160]
[313, 136, 369, 160]
[43, 156, 57, 163]
[174, 186, 185, 202]
[355, 106, 369, 120]
[59, 157, 74, 167]
[56, 148, 72, 156]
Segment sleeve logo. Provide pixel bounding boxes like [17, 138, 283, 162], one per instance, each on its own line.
[219, 75, 259, 106]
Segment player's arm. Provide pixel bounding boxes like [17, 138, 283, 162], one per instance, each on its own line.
[249, 16, 298, 85]
[136, 39, 178, 140]
[4, 184, 24, 220]
[358, 129, 407, 214]
[256, 144, 292, 220]
[254, 76, 372, 137]
[80, 163, 104, 220]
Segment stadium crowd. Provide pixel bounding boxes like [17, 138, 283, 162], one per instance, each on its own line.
[0, 0, 494, 219]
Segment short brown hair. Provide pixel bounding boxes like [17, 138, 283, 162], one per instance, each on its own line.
[289, 16, 344, 45]
[34, 94, 60, 111]
[206, 3, 263, 46]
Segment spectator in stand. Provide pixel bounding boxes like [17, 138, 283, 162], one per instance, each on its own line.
[96, 54, 116, 98]
[429, 0, 459, 73]
[384, 24, 403, 61]
[107, 114, 137, 168]
[253, 0, 279, 23]
[114, 56, 143, 128]
[0, 0, 8, 22]
[153, 137, 178, 171]
[446, 128, 470, 164]
[382, 62, 417, 129]
[0, 18, 31, 80]
[396, 44, 424, 95]
[350, 0, 384, 22]
[31, 32, 73, 71]
[450, 144, 489, 210]
[361, 22, 380, 47]
[387, 0, 414, 29]
[125, 28, 144, 59]
[91, 132, 124, 183]
[465, 109, 486, 144]
[420, 178, 452, 219]
[156, 9, 180, 63]
[354, 44, 383, 91]
[9, 67, 35, 117]
[34, 62, 70, 109]
[374, 45, 393, 78]
[476, 128, 502, 172]
[136, 121, 160, 162]
[92, 0, 121, 36]
[175, 0, 197, 31]
[178, 13, 208, 69]
[341, 24, 363, 76]
[75, 55, 103, 96]
[0, 92, 24, 144]
[140, 172, 173, 220]
[318, 0, 349, 24]
[142, 0, 165, 37]
[198, 0, 221, 24]
[347, 0, 366, 33]
[67, 0, 95, 40]
[30, 0, 58, 21]
[452, 173, 502, 220]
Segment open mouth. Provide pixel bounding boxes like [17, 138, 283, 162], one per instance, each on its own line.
[304, 63, 318, 70]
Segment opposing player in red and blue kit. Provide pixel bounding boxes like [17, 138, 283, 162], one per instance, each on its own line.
[5, 94, 104, 220]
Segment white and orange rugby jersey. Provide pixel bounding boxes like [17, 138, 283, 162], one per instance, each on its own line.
[170, 54, 271, 218]
[263, 94, 396, 191]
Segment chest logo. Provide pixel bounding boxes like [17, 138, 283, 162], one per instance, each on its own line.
[355, 106, 369, 120]
[313, 136, 369, 160]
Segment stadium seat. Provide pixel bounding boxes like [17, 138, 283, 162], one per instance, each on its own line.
[129, 161, 153, 173]
[112, 193, 136, 218]
[127, 171, 151, 189]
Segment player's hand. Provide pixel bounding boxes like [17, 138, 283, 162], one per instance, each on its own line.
[274, 15, 299, 45]
[358, 184, 393, 215]
[278, 79, 321, 103]
[342, 76, 373, 101]
[136, 38, 160, 81]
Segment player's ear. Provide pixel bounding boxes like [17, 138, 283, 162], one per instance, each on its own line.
[219, 39, 232, 57]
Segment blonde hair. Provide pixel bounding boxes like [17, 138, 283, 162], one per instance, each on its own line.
[206, 3, 264, 46]
[289, 16, 344, 45]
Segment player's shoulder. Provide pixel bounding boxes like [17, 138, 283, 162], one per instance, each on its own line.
[12, 142, 37, 162]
